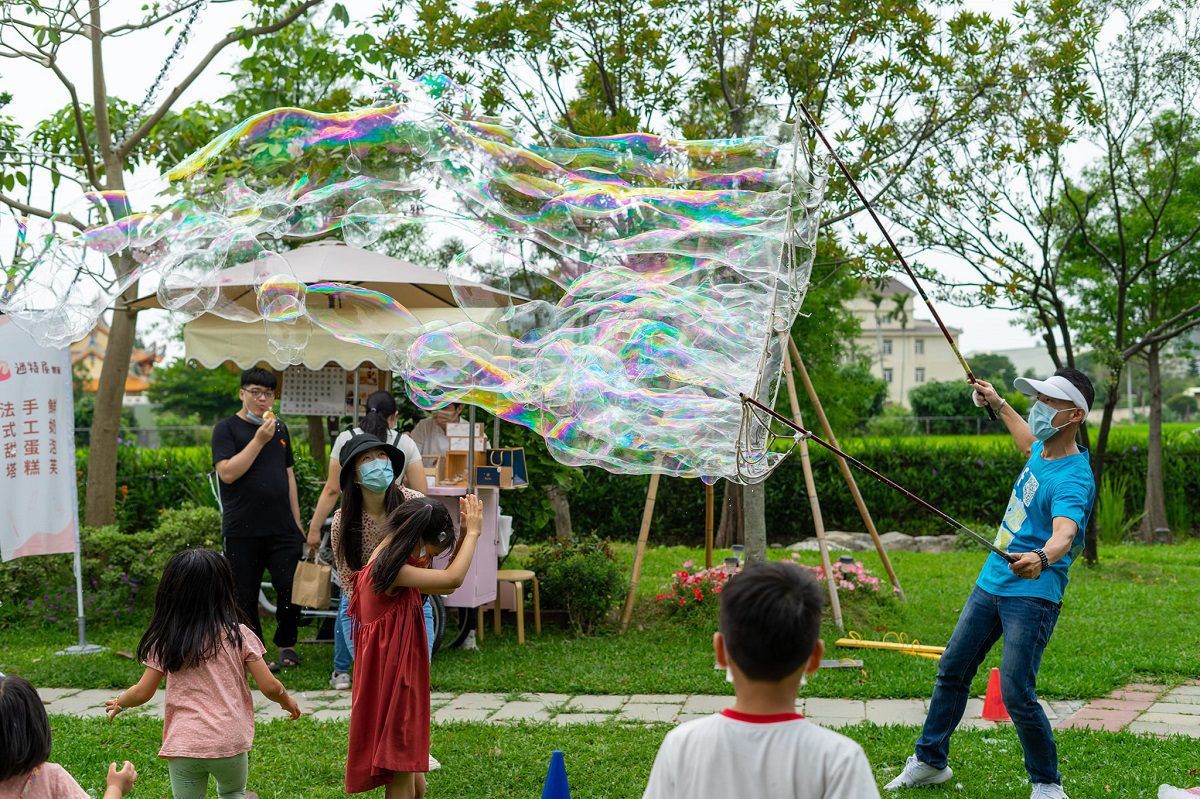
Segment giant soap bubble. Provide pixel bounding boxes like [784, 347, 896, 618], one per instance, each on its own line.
[0, 75, 828, 482]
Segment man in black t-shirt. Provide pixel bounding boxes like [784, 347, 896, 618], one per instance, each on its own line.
[211, 367, 304, 670]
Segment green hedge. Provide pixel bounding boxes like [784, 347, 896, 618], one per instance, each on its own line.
[0, 506, 222, 626]
[73, 430, 1200, 545]
[563, 431, 1200, 543]
[76, 444, 325, 533]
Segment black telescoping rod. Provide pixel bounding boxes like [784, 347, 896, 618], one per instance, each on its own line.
[797, 103, 997, 422]
[741, 393, 1016, 563]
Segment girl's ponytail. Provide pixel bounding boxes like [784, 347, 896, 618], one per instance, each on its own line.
[370, 499, 454, 594]
[360, 391, 398, 441]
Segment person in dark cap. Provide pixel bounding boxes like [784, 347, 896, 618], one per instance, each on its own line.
[327, 433, 421, 691]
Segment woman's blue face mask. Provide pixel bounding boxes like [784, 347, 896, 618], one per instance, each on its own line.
[358, 457, 394, 493]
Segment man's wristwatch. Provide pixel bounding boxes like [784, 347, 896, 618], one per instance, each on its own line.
[1032, 548, 1050, 571]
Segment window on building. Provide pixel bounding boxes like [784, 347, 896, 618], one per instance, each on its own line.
[883, 368, 894, 384]
[915, 367, 926, 383]
[882, 339, 893, 355]
[914, 338, 924, 355]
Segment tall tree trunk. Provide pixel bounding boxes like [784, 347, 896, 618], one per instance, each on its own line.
[307, 415, 327, 479]
[1085, 373, 1122, 564]
[83, 0, 141, 526]
[546, 485, 574, 542]
[743, 482, 767, 565]
[85, 271, 137, 526]
[716, 481, 744, 548]
[1140, 343, 1169, 542]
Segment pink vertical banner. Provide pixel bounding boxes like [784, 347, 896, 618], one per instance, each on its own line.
[0, 315, 79, 561]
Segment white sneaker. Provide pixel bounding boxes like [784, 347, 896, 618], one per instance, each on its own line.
[1159, 786, 1200, 799]
[459, 630, 478, 651]
[884, 756, 953, 790]
[428, 754, 441, 771]
[329, 671, 351, 690]
[1031, 784, 1068, 799]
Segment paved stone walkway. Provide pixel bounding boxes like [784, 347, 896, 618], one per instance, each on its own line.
[1057, 682, 1200, 737]
[36, 680, 1199, 736]
[36, 687, 1076, 728]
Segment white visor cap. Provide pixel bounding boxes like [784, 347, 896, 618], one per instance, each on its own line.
[1013, 374, 1090, 414]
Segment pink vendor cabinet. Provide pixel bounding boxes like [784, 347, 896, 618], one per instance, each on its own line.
[427, 484, 500, 609]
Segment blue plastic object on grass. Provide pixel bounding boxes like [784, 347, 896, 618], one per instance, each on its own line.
[541, 750, 570, 799]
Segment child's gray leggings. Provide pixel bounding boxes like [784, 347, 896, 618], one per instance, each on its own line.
[168, 753, 248, 799]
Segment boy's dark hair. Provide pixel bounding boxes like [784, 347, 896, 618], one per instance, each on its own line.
[719, 562, 823, 682]
[1054, 367, 1095, 412]
[0, 675, 52, 781]
[240, 367, 277, 390]
[137, 549, 246, 673]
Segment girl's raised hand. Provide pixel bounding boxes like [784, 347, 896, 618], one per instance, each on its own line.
[459, 494, 483, 536]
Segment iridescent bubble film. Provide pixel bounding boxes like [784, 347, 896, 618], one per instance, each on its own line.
[1, 75, 828, 482]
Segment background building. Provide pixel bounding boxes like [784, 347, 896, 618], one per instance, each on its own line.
[847, 278, 965, 408]
[69, 323, 163, 398]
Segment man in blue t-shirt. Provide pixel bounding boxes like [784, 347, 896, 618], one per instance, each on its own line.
[885, 368, 1096, 799]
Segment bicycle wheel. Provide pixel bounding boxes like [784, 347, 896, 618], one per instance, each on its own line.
[439, 606, 476, 652]
[429, 595, 447, 654]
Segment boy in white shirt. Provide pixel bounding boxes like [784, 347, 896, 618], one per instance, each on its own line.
[643, 562, 880, 799]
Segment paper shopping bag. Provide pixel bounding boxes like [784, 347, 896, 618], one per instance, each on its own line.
[292, 555, 332, 609]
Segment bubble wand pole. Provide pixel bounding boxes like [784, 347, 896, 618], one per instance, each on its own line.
[740, 394, 1017, 564]
[797, 103, 997, 421]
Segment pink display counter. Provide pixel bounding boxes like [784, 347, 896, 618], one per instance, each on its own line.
[426, 484, 499, 609]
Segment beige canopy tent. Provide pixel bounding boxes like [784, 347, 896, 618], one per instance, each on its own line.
[179, 305, 480, 371]
[132, 240, 522, 468]
[131, 239, 520, 370]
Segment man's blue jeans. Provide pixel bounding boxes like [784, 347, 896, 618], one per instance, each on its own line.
[915, 586, 1063, 785]
[334, 592, 436, 673]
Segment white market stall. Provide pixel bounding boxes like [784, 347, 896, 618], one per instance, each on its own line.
[132, 240, 522, 641]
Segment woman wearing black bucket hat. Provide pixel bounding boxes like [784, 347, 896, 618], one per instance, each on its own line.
[327, 434, 423, 691]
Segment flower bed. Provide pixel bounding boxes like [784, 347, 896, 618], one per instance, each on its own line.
[656, 557, 885, 623]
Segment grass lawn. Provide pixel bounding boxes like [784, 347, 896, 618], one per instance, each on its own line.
[48, 715, 1200, 798]
[4, 541, 1199, 699]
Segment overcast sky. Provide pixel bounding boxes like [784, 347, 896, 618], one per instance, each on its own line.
[1, 0, 1038, 357]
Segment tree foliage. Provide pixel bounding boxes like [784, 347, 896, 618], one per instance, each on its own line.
[970, 353, 1019, 390]
[0, 0, 329, 526]
[145, 360, 242, 425]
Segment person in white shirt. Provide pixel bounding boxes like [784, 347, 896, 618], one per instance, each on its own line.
[408, 402, 489, 467]
[307, 391, 425, 551]
[643, 562, 880, 799]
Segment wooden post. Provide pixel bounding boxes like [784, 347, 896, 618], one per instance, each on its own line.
[620, 472, 662, 631]
[780, 336, 843, 630]
[704, 482, 715, 569]
[789, 337, 906, 601]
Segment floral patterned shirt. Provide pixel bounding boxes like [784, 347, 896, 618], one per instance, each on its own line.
[330, 487, 424, 595]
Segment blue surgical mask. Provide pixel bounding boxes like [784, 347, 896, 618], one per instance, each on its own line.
[358, 459, 394, 493]
[245, 411, 265, 424]
[1028, 401, 1070, 441]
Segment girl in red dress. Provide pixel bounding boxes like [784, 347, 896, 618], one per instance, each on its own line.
[345, 494, 483, 798]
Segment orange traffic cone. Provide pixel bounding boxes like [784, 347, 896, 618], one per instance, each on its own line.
[981, 667, 1010, 722]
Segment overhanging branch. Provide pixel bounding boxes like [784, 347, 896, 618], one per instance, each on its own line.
[116, 0, 322, 158]
[0, 192, 85, 230]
